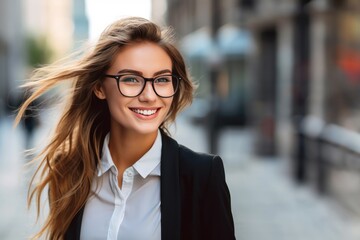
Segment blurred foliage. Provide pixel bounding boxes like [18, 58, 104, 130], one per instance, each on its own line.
[25, 35, 53, 68]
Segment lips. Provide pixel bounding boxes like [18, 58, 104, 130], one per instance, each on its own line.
[130, 108, 159, 116]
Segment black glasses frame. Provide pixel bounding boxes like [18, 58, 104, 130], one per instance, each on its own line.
[104, 74, 181, 98]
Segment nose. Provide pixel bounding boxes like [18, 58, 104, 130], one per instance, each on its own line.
[138, 81, 157, 102]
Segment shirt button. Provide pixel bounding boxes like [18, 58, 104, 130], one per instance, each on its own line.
[127, 171, 133, 177]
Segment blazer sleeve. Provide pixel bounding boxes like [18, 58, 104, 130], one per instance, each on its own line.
[202, 156, 236, 240]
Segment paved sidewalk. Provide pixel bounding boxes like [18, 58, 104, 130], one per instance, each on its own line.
[0, 113, 52, 239]
[227, 159, 360, 240]
[1, 112, 360, 239]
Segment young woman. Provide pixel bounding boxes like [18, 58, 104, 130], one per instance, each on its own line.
[17, 17, 235, 240]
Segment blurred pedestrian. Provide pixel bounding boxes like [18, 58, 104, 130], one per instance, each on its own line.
[4, 93, 40, 150]
[0, 98, 4, 119]
[16, 17, 235, 240]
[22, 94, 40, 150]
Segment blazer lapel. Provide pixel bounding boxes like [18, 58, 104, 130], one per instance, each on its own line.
[65, 206, 84, 240]
[160, 131, 181, 240]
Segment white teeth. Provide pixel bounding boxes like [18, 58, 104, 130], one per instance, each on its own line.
[132, 109, 157, 116]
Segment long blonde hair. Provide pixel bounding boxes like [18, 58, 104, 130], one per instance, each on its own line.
[16, 17, 194, 239]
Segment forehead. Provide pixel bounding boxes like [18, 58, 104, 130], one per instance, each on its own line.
[108, 41, 172, 75]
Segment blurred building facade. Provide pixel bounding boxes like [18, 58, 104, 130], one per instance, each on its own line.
[151, 0, 168, 25]
[24, 0, 89, 59]
[23, 0, 74, 61]
[0, 0, 25, 113]
[0, 0, 88, 115]
[164, 0, 360, 216]
[73, 0, 89, 49]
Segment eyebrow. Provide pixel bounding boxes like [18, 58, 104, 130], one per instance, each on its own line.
[117, 69, 172, 76]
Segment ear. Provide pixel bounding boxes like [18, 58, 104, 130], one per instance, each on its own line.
[93, 81, 107, 100]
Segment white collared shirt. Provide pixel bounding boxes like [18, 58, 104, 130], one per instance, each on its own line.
[80, 131, 162, 240]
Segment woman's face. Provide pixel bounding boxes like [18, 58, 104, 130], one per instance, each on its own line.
[95, 41, 174, 136]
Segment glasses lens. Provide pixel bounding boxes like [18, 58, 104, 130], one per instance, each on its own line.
[118, 75, 144, 97]
[117, 74, 179, 97]
[154, 75, 179, 97]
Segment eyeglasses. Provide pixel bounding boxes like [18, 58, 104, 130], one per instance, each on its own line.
[104, 74, 180, 98]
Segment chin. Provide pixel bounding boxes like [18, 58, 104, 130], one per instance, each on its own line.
[132, 125, 160, 135]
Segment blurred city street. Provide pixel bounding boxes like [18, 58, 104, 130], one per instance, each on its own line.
[1, 110, 360, 240]
[1, 0, 360, 239]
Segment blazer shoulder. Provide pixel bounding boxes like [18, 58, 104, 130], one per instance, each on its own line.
[179, 144, 215, 161]
[178, 144, 221, 174]
[161, 131, 223, 175]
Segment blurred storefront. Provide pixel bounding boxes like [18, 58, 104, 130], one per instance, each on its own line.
[241, 0, 360, 216]
[327, 0, 360, 130]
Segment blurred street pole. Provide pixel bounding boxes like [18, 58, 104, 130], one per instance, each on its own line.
[208, 0, 222, 154]
[293, 0, 311, 183]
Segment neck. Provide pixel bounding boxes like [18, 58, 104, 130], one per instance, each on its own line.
[108, 128, 158, 174]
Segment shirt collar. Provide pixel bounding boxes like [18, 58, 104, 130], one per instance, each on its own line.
[98, 130, 162, 178]
[98, 133, 113, 176]
[133, 130, 162, 178]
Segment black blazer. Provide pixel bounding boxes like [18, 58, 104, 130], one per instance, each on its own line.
[65, 131, 235, 240]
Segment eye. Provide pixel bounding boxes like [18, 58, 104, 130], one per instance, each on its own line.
[155, 76, 172, 84]
[119, 75, 142, 84]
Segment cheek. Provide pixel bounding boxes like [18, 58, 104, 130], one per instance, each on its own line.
[165, 98, 173, 109]
[103, 89, 126, 113]
[164, 99, 174, 116]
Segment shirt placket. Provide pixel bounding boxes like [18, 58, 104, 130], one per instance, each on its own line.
[107, 167, 134, 240]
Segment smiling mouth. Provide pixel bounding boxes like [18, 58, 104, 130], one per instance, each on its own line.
[130, 108, 159, 116]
